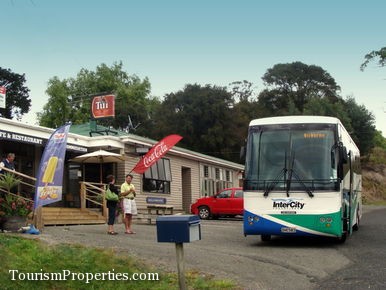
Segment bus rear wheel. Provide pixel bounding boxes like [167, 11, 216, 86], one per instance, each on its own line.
[353, 209, 360, 231]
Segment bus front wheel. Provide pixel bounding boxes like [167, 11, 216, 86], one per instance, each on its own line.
[337, 232, 347, 243]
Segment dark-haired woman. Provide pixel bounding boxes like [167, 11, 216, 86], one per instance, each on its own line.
[106, 174, 119, 235]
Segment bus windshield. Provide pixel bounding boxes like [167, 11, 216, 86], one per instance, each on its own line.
[244, 124, 339, 193]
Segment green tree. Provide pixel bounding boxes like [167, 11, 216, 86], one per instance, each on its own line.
[228, 80, 256, 102]
[38, 62, 153, 131]
[343, 97, 376, 155]
[360, 46, 386, 71]
[372, 130, 386, 150]
[258, 62, 340, 114]
[152, 84, 240, 161]
[228, 80, 264, 152]
[303, 97, 353, 132]
[0, 67, 31, 120]
[37, 77, 71, 128]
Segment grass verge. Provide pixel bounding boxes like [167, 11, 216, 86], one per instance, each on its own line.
[0, 234, 238, 290]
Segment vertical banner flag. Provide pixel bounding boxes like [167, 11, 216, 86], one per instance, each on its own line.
[91, 94, 115, 119]
[34, 123, 71, 209]
[132, 134, 183, 174]
[0, 86, 6, 109]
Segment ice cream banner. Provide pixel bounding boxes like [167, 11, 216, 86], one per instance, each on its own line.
[34, 123, 71, 209]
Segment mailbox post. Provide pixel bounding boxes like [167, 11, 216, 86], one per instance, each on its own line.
[156, 215, 201, 290]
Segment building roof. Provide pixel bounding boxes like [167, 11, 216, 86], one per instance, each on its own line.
[70, 122, 127, 137]
[1, 117, 244, 170]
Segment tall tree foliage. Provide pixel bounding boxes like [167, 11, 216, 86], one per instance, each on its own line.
[257, 62, 376, 155]
[37, 77, 71, 127]
[0, 67, 31, 120]
[38, 62, 153, 131]
[303, 97, 353, 131]
[228, 80, 256, 102]
[360, 46, 386, 71]
[152, 84, 240, 161]
[228, 80, 264, 148]
[258, 62, 340, 114]
[343, 97, 376, 155]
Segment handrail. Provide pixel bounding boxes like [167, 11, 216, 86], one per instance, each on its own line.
[0, 189, 33, 203]
[0, 166, 37, 181]
[79, 181, 107, 217]
[0, 167, 36, 202]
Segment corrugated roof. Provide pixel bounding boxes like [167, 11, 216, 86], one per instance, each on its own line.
[70, 122, 127, 137]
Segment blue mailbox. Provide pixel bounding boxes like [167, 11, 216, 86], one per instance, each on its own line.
[156, 215, 201, 243]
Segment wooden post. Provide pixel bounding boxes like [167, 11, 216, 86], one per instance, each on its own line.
[80, 182, 86, 211]
[175, 242, 186, 290]
[33, 206, 43, 231]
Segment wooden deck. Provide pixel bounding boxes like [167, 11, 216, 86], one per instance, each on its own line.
[42, 207, 106, 226]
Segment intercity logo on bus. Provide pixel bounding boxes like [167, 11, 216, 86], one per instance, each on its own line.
[272, 198, 305, 210]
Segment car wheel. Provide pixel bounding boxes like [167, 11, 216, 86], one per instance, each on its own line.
[261, 235, 271, 242]
[198, 206, 210, 219]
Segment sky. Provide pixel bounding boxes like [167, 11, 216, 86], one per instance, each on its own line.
[2, 0, 386, 136]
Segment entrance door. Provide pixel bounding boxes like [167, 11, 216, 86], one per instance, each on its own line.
[181, 167, 192, 213]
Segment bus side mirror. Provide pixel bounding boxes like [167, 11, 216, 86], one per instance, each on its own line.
[330, 151, 335, 168]
[240, 145, 246, 162]
[340, 146, 348, 164]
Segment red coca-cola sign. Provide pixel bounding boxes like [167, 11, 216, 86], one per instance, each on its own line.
[132, 134, 183, 174]
[91, 94, 115, 119]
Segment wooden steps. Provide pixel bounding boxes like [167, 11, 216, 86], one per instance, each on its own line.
[42, 207, 106, 226]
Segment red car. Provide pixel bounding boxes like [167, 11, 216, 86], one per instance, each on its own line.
[190, 187, 243, 219]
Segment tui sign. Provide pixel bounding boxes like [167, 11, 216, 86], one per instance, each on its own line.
[91, 94, 115, 119]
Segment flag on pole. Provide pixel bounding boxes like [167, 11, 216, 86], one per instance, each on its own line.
[131, 134, 183, 174]
[0, 86, 6, 109]
[34, 123, 71, 209]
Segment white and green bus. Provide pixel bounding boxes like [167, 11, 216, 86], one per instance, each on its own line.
[243, 116, 362, 242]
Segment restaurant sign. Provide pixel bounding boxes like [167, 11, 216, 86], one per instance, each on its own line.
[0, 130, 43, 145]
[0, 130, 87, 153]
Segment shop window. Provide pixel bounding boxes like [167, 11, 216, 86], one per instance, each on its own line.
[204, 165, 209, 177]
[202, 179, 214, 197]
[143, 158, 171, 194]
[226, 170, 231, 181]
[215, 168, 220, 179]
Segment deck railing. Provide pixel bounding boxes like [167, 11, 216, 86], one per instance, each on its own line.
[79, 181, 107, 218]
[0, 166, 35, 203]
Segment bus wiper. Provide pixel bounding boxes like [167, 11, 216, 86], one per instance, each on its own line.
[285, 152, 295, 197]
[264, 151, 287, 197]
[285, 151, 314, 198]
[263, 167, 287, 197]
[288, 168, 314, 198]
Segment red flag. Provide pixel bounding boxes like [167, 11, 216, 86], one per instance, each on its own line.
[132, 134, 183, 174]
